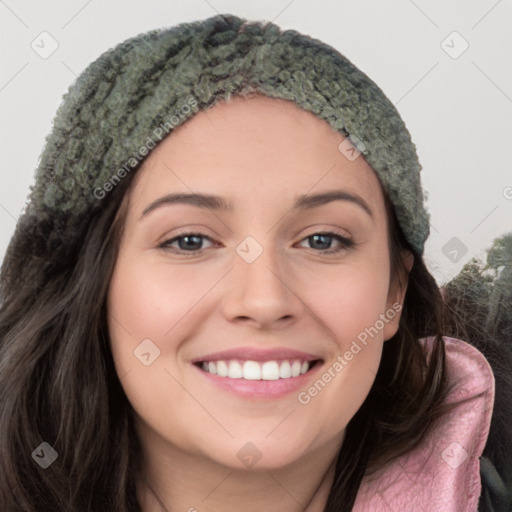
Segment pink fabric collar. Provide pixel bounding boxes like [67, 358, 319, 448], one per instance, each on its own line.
[353, 336, 495, 512]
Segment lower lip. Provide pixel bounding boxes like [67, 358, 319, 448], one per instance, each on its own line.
[192, 362, 323, 399]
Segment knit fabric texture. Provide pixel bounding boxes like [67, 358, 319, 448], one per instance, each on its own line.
[21, 14, 430, 259]
[354, 336, 495, 512]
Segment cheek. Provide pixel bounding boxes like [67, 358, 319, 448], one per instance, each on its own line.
[293, 257, 390, 434]
[305, 257, 391, 345]
[107, 253, 217, 350]
[106, 250, 230, 406]
[106, 254, 216, 449]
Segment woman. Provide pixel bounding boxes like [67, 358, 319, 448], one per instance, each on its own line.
[0, 14, 510, 512]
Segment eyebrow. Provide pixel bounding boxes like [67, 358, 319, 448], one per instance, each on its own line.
[140, 190, 373, 220]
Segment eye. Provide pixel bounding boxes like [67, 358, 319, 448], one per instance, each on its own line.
[158, 230, 354, 255]
[296, 232, 354, 254]
[158, 232, 216, 253]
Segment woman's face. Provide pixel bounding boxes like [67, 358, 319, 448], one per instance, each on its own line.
[107, 95, 408, 471]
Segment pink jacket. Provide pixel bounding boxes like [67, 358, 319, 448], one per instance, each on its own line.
[353, 336, 495, 512]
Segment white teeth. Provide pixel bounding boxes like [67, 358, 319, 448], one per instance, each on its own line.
[261, 361, 280, 380]
[243, 361, 261, 380]
[199, 359, 314, 380]
[291, 361, 301, 377]
[227, 361, 243, 379]
[216, 360, 228, 377]
[279, 361, 292, 378]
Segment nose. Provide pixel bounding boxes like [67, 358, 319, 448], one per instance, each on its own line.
[220, 239, 305, 330]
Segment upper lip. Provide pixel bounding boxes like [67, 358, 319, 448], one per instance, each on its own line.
[191, 347, 323, 364]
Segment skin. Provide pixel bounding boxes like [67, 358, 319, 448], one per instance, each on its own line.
[107, 94, 413, 512]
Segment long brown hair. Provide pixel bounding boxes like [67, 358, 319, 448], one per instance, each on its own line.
[0, 156, 455, 511]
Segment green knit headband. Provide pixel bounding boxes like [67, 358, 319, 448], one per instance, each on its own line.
[26, 13, 430, 255]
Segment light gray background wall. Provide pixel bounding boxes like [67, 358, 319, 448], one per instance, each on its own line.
[1, 0, 511, 285]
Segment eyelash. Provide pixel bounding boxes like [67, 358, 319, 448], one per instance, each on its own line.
[158, 230, 355, 256]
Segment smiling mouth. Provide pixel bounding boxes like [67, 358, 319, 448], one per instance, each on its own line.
[194, 358, 323, 381]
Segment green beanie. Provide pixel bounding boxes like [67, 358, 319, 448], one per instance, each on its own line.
[20, 14, 430, 262]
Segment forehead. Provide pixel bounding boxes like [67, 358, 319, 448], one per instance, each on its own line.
[127, 95, 386, 219]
